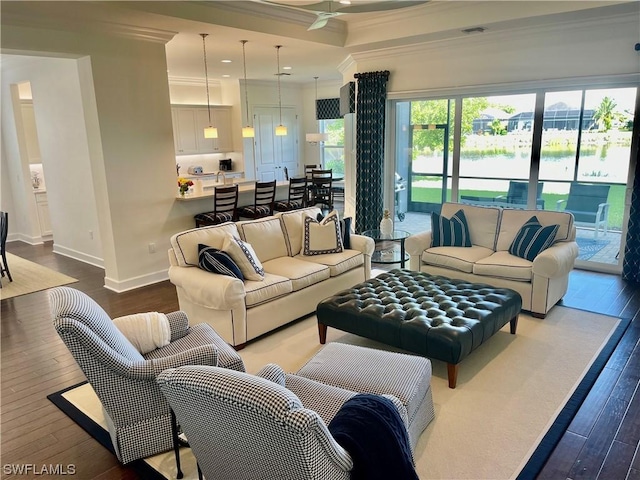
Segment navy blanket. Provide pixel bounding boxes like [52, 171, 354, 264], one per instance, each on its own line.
[328, 394, 419, 480]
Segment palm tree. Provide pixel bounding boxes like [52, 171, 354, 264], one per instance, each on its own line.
[593, 96, 617, 131]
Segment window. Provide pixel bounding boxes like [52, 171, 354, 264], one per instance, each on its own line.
[320, 118, 344, 175]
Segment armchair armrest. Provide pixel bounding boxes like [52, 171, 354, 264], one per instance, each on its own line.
[147, 345, 219, 375]
[166, 311, 190, 341]
[168, 265, 246, 310]
[532, 241, 579, 278]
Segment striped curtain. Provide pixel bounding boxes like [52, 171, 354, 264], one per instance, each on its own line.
[355, 70, 390, 233]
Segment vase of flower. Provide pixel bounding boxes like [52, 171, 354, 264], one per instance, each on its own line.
[178, 177, 193, 197]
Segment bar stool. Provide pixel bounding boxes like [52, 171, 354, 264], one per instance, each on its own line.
[237, 180, 277, 219]
[275, 177, 307, 212]
[309, 169, 333, 211]
[194, 184, 239, 228]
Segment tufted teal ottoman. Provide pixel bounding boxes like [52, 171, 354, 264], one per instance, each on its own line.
[316, 269, 522, 388]
[296, 342, 434, 449]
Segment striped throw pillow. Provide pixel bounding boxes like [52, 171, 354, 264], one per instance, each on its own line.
[431, 209, 472, 247]
[198, 244, 244, 280]
[509, 216, 559, 261]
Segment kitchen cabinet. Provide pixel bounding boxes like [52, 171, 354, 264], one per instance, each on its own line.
[35, 191, 52, 237]
[172, 105, 233, 154]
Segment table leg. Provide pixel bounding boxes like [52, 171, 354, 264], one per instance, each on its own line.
[400, 238, 406, 269]
[170, 408, 184, 479]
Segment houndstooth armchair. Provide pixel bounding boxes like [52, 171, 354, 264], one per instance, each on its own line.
[157, 364, 411, 480]
[49, 286, 244, 464]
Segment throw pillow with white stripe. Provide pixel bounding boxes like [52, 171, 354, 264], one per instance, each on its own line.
[222, 234, 265, 281]
[431, 209, 472, 247]
[509, 216, 559, 261]
[198, 244, 244, 280]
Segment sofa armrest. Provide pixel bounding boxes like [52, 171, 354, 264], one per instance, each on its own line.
[405, 231, 432, 271]
[168, 265, 246, 310]
[532, 241, 579, 278]
[349, 234, 375, 256]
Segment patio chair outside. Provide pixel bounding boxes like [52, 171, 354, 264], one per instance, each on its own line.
[556, 182, 610, 239]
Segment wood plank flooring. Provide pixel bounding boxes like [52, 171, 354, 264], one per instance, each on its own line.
[1, 241, 639, 479]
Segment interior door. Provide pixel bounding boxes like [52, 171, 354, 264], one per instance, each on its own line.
[254, 106, 298, 181]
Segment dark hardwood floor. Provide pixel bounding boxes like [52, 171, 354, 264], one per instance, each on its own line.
[1, 241, 639, 479]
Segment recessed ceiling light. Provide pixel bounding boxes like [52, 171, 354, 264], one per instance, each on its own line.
[222, 74, 230, 78]
[283, 66, 292, 70]
[221, 59, 231, 63]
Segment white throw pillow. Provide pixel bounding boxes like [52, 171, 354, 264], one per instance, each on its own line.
[222, 234, 265, 281]
[302, 210, 343, 256]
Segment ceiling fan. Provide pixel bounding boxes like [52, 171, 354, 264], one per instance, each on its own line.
[260, 1, 429, 31]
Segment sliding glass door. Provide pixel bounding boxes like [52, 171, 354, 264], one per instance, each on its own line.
[389, 84, 638, 272]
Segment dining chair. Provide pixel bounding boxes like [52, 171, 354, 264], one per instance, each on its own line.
[238, 180, 277, 219]
[194, 184, 239, 228]
[304, 164, 319, 179]
[310, 169, 333, 211]
[0, 211, 12, 287]
[275, 177, 308, 212]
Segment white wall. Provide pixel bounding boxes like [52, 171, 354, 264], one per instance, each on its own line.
[1, 24, 181, 291]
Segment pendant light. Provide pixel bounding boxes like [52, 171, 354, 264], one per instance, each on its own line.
[274, 45, 287, 136]
[200, 33, 218, 139]
[240, 40, 255, 138]
[306, 76, 329, 144]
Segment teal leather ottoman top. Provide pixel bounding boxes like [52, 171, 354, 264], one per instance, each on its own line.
[316, 269, 522, 388]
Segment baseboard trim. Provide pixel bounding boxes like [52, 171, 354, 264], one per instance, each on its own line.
[104, 269, 169, 293]
[53, 244, 104, 269]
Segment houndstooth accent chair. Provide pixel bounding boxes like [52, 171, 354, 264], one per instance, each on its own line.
[49, 286, 245, 464]
[159, 365, 410, 480]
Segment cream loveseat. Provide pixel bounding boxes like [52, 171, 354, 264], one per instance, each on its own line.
[168, 207, 374, 348]
[405, 202, 579, 318]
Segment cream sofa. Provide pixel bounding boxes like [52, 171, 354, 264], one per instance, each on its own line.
[168, 207, 375, 348]
[405, 202, 579, 318]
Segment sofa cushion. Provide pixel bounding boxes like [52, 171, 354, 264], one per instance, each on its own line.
[222, 234, 265, 281]
[473, 251, 533, 282]
[303, 211, 343, 255]
[496, 209, 574, 251]
[236, 217, 288, 263]
[262, 257, 330, 291]
[198, 244, 244, 280]
[244, 273, 292, 308]
[277, 207, 323, 256]
[508, 216, 559, 261]
[430, 209, 472, 247]
[171, 222, 239, 267]
[317, 212, 352, 249]
[421, 245, 494, 274]
[297, 249, 363, 277]
[441, 203, 501, 250]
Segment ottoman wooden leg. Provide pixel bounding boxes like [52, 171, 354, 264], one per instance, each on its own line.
[447, 363, 459, 389]
[510, 314, 519, 334]
[318, 323, 327, 344]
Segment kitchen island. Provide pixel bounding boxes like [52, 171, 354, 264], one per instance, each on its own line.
[175, 179, 290, 204]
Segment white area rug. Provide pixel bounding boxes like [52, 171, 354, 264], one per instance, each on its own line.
[60, 306, 622, 480]
[0, 253, 77, 300]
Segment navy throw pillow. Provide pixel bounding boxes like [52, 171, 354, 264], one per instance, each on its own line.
[431, 209, 472, 247]
[198, 244, 244, 280]
[509, 216, 559, 261]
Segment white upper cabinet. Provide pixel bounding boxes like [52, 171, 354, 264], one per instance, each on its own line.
[172, 105, 233, 155]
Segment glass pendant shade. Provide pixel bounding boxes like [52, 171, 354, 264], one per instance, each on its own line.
[240, 40, 255, 139]
[204, 126, 218, 138]
[275, 124, 287, 136]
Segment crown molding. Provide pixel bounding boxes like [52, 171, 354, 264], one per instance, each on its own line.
[168, 76, 223, 88]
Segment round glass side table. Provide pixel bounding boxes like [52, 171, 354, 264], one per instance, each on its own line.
[361, 229, 411, 268]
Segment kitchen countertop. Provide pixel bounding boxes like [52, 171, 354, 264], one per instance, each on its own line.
[175, 180, 289, 201]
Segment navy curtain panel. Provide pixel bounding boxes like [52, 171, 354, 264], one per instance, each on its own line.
[354, 70, 390, 233]
[622, 150, 640, 282]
